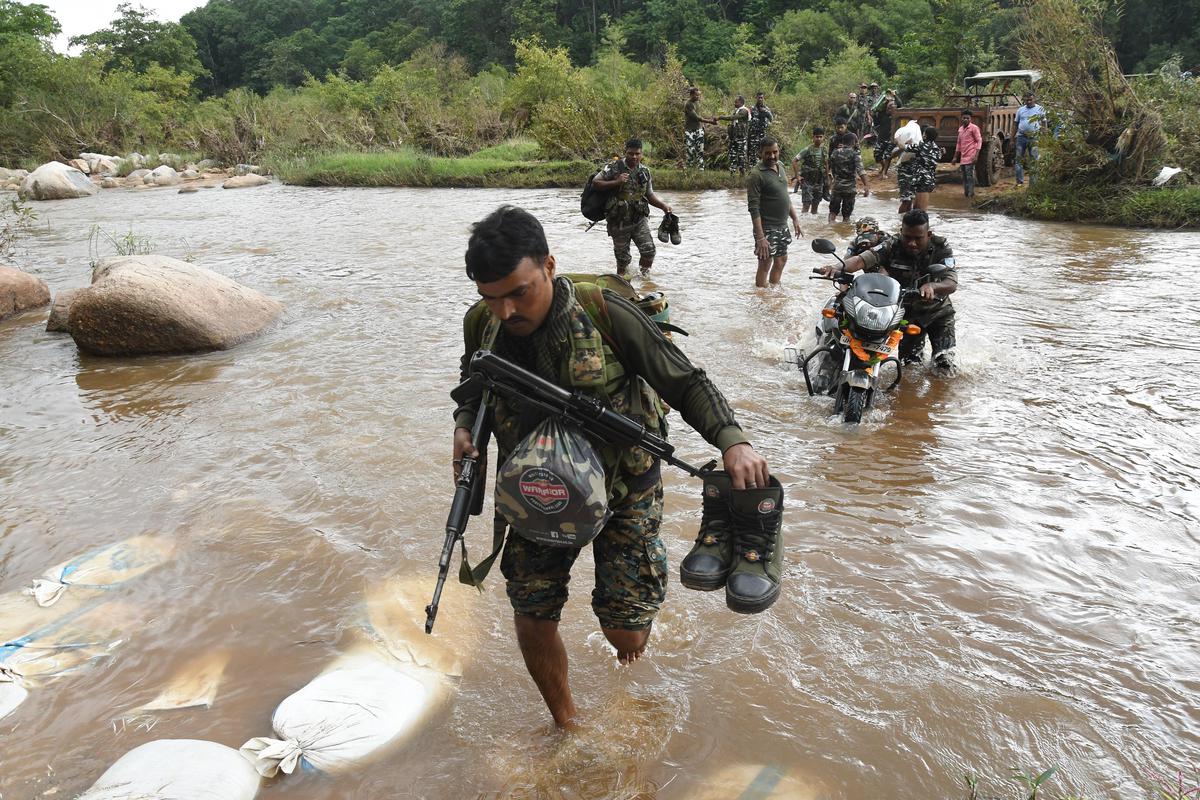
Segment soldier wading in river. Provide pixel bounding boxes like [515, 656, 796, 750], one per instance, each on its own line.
[820, 208, 958, 373]
[591, 138, 673, 277]
[453, 206, 782, 728]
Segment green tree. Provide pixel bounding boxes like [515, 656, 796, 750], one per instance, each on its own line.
[70, 3, 208, 79]
[0, 1, 60, 107]
[254, 26, 333, 87]
[766, 9, 848, 79]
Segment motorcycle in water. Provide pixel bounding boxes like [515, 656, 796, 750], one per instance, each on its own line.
[787, 238, 946, 423]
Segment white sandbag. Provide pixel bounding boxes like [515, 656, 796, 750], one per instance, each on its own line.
[240, 575, 478, 777]
[692, 764, 826, 799]
[240, 644, 452, 776]
[362, 574, 478, 677]
[894, 119, 922, 163]
[894, 119, 922, 149]
[26, 534, 175, 607]
[0, 673, 30, 719]
[128, 649, 231, 714]
[78, 739, 261, 800]
[1, 600, 141, 720]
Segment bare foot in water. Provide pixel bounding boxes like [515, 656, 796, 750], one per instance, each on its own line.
[616, 644, 646, 665]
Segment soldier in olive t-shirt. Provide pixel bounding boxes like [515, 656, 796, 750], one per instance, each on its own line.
[745, 137, 803, 288]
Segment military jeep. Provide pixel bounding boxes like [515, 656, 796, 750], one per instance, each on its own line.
[890, 70, 1042, 187]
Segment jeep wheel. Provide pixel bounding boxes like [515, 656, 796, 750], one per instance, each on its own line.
[976, 137, 1003, 187]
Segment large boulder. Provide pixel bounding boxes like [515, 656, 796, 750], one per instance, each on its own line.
[45, 287, 82, 332]
[0, 167, 29, 181]
[0, 266, 51, 321]
[195, 159, 218, 170]
[124, 169, 150, 186]
[68, 158, 91, 174]
[68, 255, 283, 355]
[149, 165, 181, 186]
[223, 174, 270, 189]
[95, 158, 119, 175]
[18, 162, 98, 201]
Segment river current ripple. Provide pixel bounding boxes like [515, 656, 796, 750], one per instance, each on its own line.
[0, 183, 1197, 799]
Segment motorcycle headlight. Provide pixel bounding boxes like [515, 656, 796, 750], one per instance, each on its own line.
[850, 300, 901, 333]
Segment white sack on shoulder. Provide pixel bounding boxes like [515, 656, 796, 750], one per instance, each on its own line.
[78, 739, 261, 800]
[239, 645, 451, 777]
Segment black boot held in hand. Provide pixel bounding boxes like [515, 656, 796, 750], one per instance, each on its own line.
[679, 470, 735, 591]
[725, 476, 784, 614]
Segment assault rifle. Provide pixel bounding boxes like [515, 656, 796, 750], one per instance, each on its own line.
[458, 350, 716, 479]
[424, 388, 492, 634]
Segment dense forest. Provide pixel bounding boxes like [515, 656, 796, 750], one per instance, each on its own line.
[0, 0, 1196, 171]
[176, 0, 1194, 94]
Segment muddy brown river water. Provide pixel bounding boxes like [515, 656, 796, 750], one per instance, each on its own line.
[0, 183, 1197, 799]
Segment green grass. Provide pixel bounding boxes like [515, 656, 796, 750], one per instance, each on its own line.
[980, 181, 1200, 229]
[470, 137, 543, 161]
[269, 148, 746, 191]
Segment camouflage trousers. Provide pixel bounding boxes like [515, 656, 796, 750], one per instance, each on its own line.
[897, 159, 936, 201]
[685, 129, 706, 170]
[800, 178, 826, 208]
[728, 135, 748, 173]
[607, 216, 656, 271]
[828, 189, 858, 219]
[747, 127, 766, 165]
[500, 482, 667, 631]
[899, 302, 956, 364]
[874, 134, 895, 165]
[759, 225, 792, 258]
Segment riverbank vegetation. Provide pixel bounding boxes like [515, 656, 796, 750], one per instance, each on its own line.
[0, 0, 1195, 224]
[273, 142, 742, 189]
[982, 0, 1198, 228]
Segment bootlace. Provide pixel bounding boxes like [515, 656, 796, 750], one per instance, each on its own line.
[731, 505, 779, 559]
[696, 494, 732, 543]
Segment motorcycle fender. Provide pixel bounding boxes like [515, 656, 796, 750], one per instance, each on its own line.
[846, 370, 872, 390]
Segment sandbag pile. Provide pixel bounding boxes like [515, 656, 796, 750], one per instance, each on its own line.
[0, 535, 175, 720]
[59, 575, 476, 796]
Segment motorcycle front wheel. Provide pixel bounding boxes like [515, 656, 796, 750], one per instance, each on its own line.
[843, 386, 870, 423]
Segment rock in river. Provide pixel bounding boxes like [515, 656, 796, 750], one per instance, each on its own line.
[69, 255, 283, 356]
[149, 165, 181, 187]
[18, 162, 98, 201]
[0, 266, 51, 321]
[45, 288, 82, 332]
[223, 174, 270, 189]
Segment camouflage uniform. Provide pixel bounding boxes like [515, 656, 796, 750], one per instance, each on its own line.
[685, 129, 706, 170]
[793, 144, 827, 208]
[684, 98, 706, 170]
[747, 104, 773, 165]
[898, 140, 940, 200]
[857, 235, 958, 363]
[723, 107, 750, 174]
[599, 159, 656, 272]
[828, 144, 865, 219]
[455, 277, 748, 630]
[501, 483, 665, 628]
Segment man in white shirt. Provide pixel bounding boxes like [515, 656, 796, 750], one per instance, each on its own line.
[1014, 91, 1045, 186]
